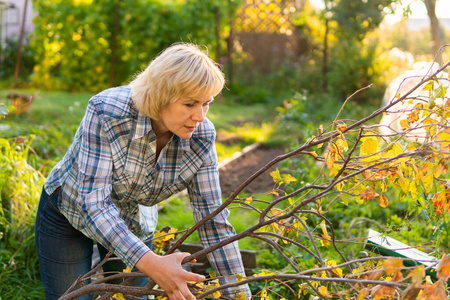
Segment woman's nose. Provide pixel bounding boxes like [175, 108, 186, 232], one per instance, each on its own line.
[192, 106, 206, 122]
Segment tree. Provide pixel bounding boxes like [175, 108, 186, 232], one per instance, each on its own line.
[324, 0, 396, 100]
[423, 0, 444, 65]
[58, 52, 450, 300]
[14, 0, 29, 82]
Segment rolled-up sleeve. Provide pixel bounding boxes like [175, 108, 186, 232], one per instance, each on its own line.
[69, 99, 149, 268]
[187, 141, 251, 298]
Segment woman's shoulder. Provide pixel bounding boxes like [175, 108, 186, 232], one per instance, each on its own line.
[89, 86, 135, 120]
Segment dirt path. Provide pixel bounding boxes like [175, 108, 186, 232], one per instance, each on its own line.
[219, 145, 286, 197]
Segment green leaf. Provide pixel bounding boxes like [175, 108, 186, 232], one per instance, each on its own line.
[340, 193, 350, 206]
[435, 86, 447, 98]
[419, 209, 430, 221]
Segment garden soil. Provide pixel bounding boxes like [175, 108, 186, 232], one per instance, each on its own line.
[219, 145, 286, 197]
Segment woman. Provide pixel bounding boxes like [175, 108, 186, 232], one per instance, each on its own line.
[35, 43, 251, 300]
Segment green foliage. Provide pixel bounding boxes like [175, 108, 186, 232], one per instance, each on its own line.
[327, 38, 385, 102]
[0, 37, 35, 80]
[30, 0, 223, 91]
[330, 0, 394, 41]
[0, 136, 45, 299]
[297, 0, 396, 103]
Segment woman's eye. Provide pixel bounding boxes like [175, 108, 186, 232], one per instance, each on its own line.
[203, 102, 211, 107]
[185, 103, 194, 107]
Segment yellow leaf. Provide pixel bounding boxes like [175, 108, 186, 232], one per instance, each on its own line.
[409, 266, 425, 285]
[235, 291, 246, 300]
[360, 138, 379, 156]
[318, 286, 331, 297]
[407, 142, 417, 151]
[320, 221, 331, 247]
[254, 269, 276, 276]
[381, 181, 387, 193]
[399, 177, 411, 194]
[360, 186, 379, 202]
[123, 267, 132, 273]
[325, 144, 337, 170]
[336, 181, 345, 191]
[269, 190, 279, 196]
[336, 138, 348, 152]
[259, 225, 270, 232]
[383, 142, 403, 158]
[271, 222, 280, 232]
[309, 151, 318, 158]
[422, 174, 434, 194]
[378, 194, 389, 208]
[422, 80, 434, 91]
[245, 197, 253, 204]
[270, 168, 282, 182]
[236, 273, 245, 281]
[337, 122, 347, 133]
[282, 174, 298, 184]
[410, 180, 419, 199]
[112, 293, 126, 300]
[165, 228, 178, 241]
[400, 119, 410, 130]
[261, 289, 270, 300]
[437, 131, 450, 150]
[271, 208, 283, 216]
[355, 195, 364, 205]
[357, 288, 368, 300]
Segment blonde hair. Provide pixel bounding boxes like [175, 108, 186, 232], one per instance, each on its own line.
[130, 43, 225, 119]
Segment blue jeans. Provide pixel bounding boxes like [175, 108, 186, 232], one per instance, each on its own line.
[35, 187, 152, 299]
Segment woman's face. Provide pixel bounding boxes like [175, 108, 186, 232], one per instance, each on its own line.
[153, 95, 214, 140]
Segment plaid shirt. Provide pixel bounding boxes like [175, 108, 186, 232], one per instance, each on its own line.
[44, 86, 250, 297]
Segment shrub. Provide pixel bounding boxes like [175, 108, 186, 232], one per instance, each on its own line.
[0, 136, 45, 298]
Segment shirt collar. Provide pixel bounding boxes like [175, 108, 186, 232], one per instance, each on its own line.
[133, 112, 152, 140]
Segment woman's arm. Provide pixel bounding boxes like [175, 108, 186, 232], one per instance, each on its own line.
[187, 139, 252, 299]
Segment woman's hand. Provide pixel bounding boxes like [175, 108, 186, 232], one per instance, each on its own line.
[135, 251, 205, 300]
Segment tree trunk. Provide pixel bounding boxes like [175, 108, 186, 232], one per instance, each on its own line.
[423, 0, 443, 65]
[14, 0, 29, 82]
[322, 18, 329, 91]
[227, 1, 235, 85]
[215, 6, 221, 62]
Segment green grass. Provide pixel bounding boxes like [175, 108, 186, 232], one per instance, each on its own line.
[0, 89, 93, 126]
[157, 193, 272, 251]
